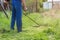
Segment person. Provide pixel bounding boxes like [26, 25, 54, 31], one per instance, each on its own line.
[11, 0, 27, 32]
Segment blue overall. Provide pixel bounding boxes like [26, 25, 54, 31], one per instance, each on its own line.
[11, 0, 22, 32]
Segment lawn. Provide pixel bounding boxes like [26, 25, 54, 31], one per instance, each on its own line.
[0, 11, 60, 40]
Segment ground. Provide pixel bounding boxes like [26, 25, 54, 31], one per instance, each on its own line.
[0, 10, 60, 40]
[42, 9, 60, 18]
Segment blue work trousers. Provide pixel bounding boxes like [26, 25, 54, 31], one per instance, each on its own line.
[11, 0, 22, 32]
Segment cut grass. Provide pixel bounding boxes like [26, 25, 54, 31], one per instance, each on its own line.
[0, 12, 60, 40]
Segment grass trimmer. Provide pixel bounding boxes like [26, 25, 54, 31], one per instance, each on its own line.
[23, 11, 40, 27]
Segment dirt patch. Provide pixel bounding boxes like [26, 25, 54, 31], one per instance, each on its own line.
[42, 9, 60, 19]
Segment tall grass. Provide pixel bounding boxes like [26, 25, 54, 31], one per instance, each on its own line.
[0, 12, 60, 40]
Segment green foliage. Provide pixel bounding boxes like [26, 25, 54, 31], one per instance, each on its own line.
[0, 11, 60, 40]
[26, 0, 47, 12]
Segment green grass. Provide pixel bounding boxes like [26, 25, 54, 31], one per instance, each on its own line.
[0, 12, 60, 40]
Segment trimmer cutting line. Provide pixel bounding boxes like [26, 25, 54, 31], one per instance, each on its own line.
[23, 12, 40, 27]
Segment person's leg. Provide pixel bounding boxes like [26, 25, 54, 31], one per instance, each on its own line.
[15, 6, 22, 32]
[11, 5, 16, 30]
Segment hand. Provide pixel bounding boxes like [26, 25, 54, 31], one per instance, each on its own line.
[4, 0, 8, 4]
[23, 6, 27, 11]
